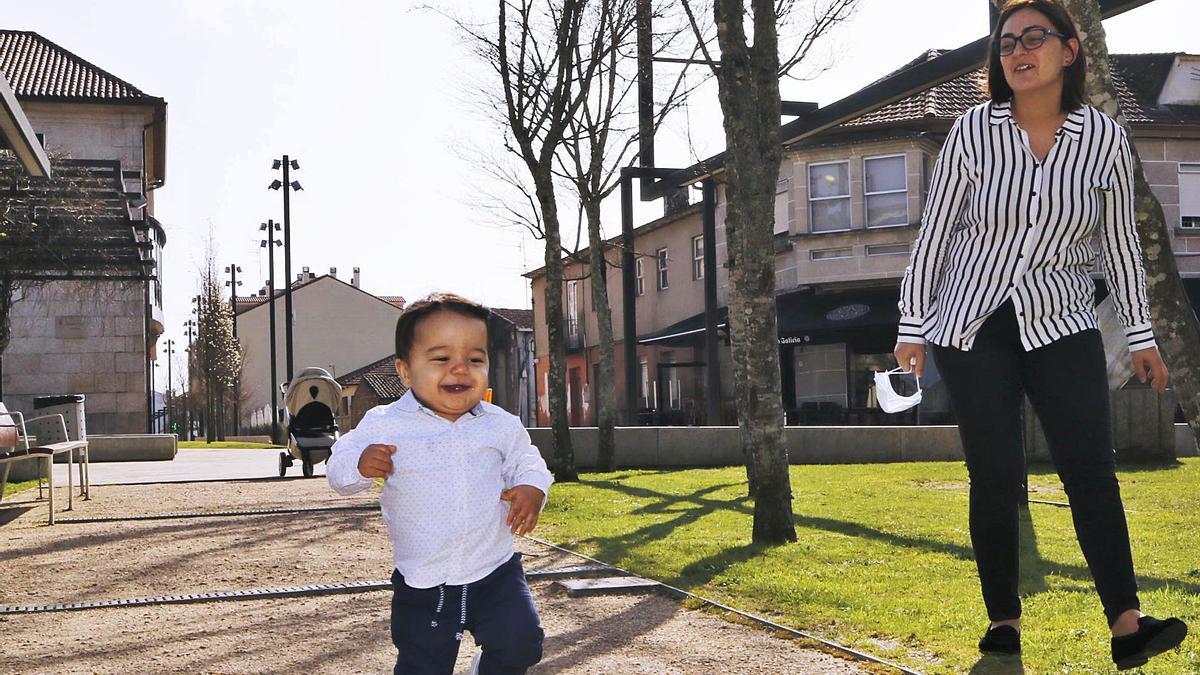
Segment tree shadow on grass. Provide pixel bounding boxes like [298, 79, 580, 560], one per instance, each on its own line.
[968, 654, 1025, 674]
[576, 478, 1200, 600]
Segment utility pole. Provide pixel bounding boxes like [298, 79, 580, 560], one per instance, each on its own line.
[260, 221, 283, 444]
[270, 157, 302, 384]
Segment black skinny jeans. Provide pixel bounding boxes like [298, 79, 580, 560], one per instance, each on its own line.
[930, 301, 1139, 626]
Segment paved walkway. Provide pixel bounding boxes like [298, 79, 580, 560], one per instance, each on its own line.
[53, 448, 325, 485]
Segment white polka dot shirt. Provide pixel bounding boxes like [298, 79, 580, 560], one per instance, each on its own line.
[327, 391, 554, 588]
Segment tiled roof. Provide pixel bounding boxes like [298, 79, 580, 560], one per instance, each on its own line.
[842, 51, 1198, 129]
[0, 30, 162, 103]
[492, 308, 533, 330]
[337, 355, 407, 401]
[378, 296, 406, 309]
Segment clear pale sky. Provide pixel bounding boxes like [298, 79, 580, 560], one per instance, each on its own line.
[3, 0, 1196, 389]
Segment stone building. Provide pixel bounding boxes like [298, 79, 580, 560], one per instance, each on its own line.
[526, 51, 1200, 427]
[1, 30, 168, 433]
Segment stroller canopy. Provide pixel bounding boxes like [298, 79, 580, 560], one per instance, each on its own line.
[285, 367, 343, 416]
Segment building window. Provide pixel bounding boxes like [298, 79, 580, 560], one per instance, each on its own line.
[1182, 163, 1200, 228]
[808, 161, 851, 232]
[865, 155, 908, 227]
[811, 247, 853, 260]
[639, 358, 650, 407]
[635, 258, 645, 295]
[656, 248, 669, 290]
[865, 243, 911, 256]
[566, 280, 579, 338]
[692, 235, 704, 280]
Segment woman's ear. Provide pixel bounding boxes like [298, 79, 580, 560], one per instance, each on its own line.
[1064, 38, 1079, 66]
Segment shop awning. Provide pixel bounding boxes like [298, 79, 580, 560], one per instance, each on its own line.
[637, 287, 902, 347]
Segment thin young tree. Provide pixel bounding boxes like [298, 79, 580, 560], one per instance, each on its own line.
[555, 0, 699, 471]
[679, 0, 859, 543]
[459, 0, 611, 481]
[1055, 0, 1200, 449]
[195, 247, 241, 442]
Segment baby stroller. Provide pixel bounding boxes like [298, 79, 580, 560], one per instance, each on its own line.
[279, 367, 342, 478]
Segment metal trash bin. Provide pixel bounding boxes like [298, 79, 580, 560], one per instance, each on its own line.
[32, 394, 87, 441]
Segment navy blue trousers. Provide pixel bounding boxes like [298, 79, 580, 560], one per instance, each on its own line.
[390, 553, 544, 675]
[931, 301, 1140, 626]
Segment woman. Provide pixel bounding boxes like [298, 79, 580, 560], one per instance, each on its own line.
[894, 0, 1187, 668]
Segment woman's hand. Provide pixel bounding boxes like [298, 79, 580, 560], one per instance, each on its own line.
[894, 342, 927, 378]
[1131, 347, 1169, 393]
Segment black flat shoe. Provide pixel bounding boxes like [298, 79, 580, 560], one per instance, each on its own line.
[1111, 615, 1188, 670]
[979, 624, 1021, 655]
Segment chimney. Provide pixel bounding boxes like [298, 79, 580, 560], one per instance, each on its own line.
[330, 266, 337, 278]
[352, 267, 361, 288]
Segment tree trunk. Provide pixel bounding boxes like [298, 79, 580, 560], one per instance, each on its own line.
[584, 200, 618, 471]
[535, 166, 579, 482]
[711, 0, 796, 544]
[1064, 0, 1200, 450]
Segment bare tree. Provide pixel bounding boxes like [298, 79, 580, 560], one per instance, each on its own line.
[679, 0, 859, 543]
[457, 0, 613, 482]
[555, 0, 699, 471]
[1055, 0, 1200, 451]
[194, 244, 241, 442]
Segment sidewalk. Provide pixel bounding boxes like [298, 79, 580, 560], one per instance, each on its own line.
[53, 448, 324, 485]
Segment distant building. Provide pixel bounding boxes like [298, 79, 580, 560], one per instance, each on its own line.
[526, 51, 1200, 427]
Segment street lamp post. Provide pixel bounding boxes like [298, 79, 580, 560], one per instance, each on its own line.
[260, 221, 283, 444]
[193, 294, 213, 441]
[165, 338, 175, 435]
[184, 319, 196, 441]
[225, 264, 243, 435]
[270, 156, 302, 384]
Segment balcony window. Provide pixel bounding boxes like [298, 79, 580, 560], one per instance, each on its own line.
[692, 235, 704, 280]
[566, 280, 579, 338]
[1182, 164, 1200, 228]
[635, 258, 645, 295]
[656, 248, 669, 290]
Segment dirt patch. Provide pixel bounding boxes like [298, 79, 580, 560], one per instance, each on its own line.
[0, 481, 875, 674]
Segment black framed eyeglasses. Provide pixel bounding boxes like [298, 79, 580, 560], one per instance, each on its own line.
[997, 26, 1069, 57]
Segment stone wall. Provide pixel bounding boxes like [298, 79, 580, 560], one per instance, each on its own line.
[3, 280, 148, 433]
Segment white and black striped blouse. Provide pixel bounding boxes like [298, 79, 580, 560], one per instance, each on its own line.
[897, 101, 1155, 353]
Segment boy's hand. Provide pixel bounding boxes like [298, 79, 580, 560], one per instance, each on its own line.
[500, 485, 545, 536]
[357, 444, 396, 479]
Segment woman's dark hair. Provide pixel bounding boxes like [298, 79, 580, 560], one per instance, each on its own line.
[394, 292, 491, 361]
[988, 0, 1087, 112]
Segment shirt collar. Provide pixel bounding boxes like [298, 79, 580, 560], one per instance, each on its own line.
[397, 390, 486, 419]
[989, 101, 1086, 142]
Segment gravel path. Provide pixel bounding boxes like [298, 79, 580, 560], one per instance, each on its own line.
[0, 481, 876, 674]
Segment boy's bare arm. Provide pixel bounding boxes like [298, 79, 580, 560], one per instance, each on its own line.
[357, 444, 397, 478]
[500, 485, 545, 536]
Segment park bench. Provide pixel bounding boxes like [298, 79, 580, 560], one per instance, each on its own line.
[0, 402, 89, 525]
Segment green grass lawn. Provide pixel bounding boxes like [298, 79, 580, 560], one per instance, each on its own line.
[538, 460, 1200, 674]
[178, 441, 284, 450]
[2, 479, 38, 499]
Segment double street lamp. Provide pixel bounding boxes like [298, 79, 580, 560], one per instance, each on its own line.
[224, 265, 243, 435]
[269, 156, 302, 383]
[260, 221, 283, 444]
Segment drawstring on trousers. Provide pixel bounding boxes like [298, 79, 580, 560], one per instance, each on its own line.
[431, 583, 470, 641]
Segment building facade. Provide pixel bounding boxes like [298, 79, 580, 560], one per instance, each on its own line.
[1, 30, 168, 434]
[527, 52, 1200, 428]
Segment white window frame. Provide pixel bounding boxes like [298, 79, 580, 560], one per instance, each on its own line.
[692, 235, 704, 280]
[634, 257, 645, 295]
[639, 358, 650, 407]
[1181, 163, 1200, 229]
[656, 247, 669, 290]
[863, 153, 909, 229]
[566, 280, 579, 338]
[807, 160, 852, 233]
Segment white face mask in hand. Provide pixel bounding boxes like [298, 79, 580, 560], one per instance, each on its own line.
[874, 367, 922, 414]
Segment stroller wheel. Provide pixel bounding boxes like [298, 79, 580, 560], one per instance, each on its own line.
[302, 459, 314, 478]
[278, 452, 289, 477]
